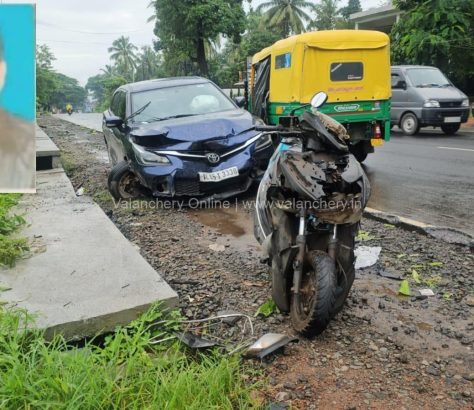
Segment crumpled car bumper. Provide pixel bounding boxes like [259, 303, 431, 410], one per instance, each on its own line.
[131, 144, 273, 200]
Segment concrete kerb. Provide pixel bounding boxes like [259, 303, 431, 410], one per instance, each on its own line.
[364, 207, 473, 249]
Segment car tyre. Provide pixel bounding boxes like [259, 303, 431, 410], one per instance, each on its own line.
[400, 113, 419, 135]
[350, 142, 368, 163]
[441, 123, 460, 135]
[108, 161, 142, 200]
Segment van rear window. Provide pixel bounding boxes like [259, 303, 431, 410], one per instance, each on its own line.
[330, 62, 363, 81]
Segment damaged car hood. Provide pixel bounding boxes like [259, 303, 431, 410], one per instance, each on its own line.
[129, 109, 262, 153]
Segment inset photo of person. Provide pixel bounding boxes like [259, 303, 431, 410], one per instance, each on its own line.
[0, 4, 35, 193]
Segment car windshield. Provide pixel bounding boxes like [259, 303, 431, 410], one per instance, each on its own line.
[406, 68, 451, 87]
[131, 82, 236, 123]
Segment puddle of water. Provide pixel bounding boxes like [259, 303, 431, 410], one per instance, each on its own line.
[192, 206, 260, 252]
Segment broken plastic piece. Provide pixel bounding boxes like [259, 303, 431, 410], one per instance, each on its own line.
[175, 331, 218, 349]
[418, 288, 435, 297]
[244, 333, 297, 359]
[355, 246, 381, 269]
[378, 270, 402, 280]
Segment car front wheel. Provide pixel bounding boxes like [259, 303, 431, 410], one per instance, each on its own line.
[400, 113, 419, 135]
[108, 161, 142, 200]
[441, 123, 460, 135]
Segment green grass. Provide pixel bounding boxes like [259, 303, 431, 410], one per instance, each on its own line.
[0, 305, 260, 409]
[0, 194, 28, 267]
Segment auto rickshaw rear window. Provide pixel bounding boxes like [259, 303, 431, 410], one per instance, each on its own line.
[330, 62, 363, 81]
[275, 53, 291, 69]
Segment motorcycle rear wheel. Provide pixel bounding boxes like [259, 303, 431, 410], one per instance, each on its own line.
[290, 250, 337, 337]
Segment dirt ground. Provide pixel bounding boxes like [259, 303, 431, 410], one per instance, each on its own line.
[39, 116, 473, 409]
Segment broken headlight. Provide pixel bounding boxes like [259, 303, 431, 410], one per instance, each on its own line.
[132, 143, 170, 165]
[255, 134, 272, 151]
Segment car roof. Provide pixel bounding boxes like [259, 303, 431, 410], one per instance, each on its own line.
[392, 65, 438, 70]
[120, 76, 211, 93]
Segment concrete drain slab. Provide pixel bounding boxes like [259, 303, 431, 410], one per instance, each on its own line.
[0, 170, 178, 340]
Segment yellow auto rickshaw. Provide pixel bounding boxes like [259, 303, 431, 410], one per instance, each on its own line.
[248, 30, 391, 161]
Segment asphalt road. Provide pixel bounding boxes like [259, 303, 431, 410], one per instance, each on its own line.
[365, 128, 474, 236]
[54, 114, 474, 236]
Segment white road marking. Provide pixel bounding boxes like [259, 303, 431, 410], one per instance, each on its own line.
[438, 146, 474, 152]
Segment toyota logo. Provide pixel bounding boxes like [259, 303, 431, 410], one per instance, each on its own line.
[206, 153, 220, 164]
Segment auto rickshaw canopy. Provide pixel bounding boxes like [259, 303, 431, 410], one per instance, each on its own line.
[251, 30, 391, 105]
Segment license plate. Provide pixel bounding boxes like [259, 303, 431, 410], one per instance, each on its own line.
[198, 167, 239, 182]
[444, 117, 461, 123]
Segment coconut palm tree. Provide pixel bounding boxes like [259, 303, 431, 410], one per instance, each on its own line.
[147, 0, 157, 23]
[100, 65, 116, 76]
[257, 0, 313, 36]
[108, 36, 138, 81]
[308, 0, 340, 30]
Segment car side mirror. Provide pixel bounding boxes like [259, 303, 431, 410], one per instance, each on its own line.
[395, 80, 407, 90]
[104, 113, 123, 128]
[233, 96, 246, 108]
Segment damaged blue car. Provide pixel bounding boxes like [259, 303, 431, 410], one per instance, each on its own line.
[103, 77, 273, 201]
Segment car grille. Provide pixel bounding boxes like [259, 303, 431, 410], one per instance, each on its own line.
[441, 110, 463, 117]
[439, 101, 462, 108]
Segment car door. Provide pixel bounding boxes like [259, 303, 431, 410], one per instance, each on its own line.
[390, 69, 406, 123]
[105, 90, 127, 166]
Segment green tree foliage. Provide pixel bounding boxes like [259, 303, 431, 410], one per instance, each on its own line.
[151, 0, 246, 76]
[257, 0, 312, 36]
[36, 45, 86, 112]
[339, 0, 361, 20]
[108, 36, 139, 81]
[135, 46, 166, 82]
[391, 0, 474, 90]
[209, 10, 281, 87]
[309, 0, 340, 30]
[85, 73, 128, 112]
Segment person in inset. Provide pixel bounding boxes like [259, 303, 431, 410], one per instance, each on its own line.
[0, 31, 35, 191]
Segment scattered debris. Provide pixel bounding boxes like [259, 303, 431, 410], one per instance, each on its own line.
[209, 243, 226, 252]
[244, 333, 297, 359]
[355, 246, 381, 269]
[418, 288, 435, 297]
[378, 270, 402, 280]
[217, 310, 243, 325]
[356, 230, 376, 241]
[399, 279, 411, 296]
[175, 331, 219, 349]
[75, 187, 84, 196]
[412, 269, 421, 283]
[255, 299, 279, 317]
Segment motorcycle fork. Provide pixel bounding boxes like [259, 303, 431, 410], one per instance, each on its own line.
[292, 209, 307, 305]
[327, 224, 338, 260]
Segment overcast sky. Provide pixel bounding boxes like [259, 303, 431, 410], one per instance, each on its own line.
[3, 0, 383, 86]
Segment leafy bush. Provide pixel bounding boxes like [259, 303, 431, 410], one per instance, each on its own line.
[0, 305, 259, 409]
[0, 194, 28, 267]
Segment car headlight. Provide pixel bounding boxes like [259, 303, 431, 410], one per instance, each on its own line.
[461, 99, 469, 107]
[132, 143, 170, 165]
[255, 134, 272, 151]
[423, 100, 440, 108]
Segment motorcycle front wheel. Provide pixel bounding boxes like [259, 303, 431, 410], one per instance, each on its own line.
[290, 250, 337, 337]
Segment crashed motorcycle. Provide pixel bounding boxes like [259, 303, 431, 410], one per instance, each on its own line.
[253, 92, 370, 336]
